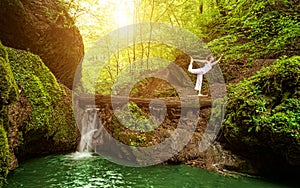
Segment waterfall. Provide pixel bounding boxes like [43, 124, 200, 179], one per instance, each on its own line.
[78, 108, 99, 152]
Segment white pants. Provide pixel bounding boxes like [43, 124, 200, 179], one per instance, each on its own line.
[188, 63, 212, 91]
[195, 74, 203, 91]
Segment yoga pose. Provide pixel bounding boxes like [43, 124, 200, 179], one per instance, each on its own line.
[188, 54, 223, 96]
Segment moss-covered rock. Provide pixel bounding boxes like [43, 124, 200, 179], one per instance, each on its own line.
[0, 122, 9, 187]
[0, 42, 18, 187]
[0, 42, 18, 105]
[0, 43, 80, 184]
[6, 48, 80, 158]
[223, 56, 300, 176]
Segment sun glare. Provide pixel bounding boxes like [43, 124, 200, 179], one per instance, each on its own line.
[113, 1, 135, 27]
[96, 0, 135, 27]
[113, 6, 133, 27]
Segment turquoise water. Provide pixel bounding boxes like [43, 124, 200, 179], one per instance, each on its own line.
[4, 152, 295, 188]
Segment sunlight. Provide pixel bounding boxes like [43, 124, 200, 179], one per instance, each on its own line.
[95, 0, 135, 27]
[113, 8, 132, 27]
[112, 1, 135, 27]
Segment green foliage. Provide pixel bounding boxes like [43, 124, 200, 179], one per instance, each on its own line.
[223, 56, 300, 153]
[116, 102, 155, 132]
[0, 42, 19, 105]
[110, 101, 156, 147]
[66, 0, 203, 49]
[85, 43, 182, 94]
[68, 0, 203, 93]
[72, 0, 299, 93]
[255, 98, 300, 137]
[200, 0, 300, 60]
[0, 119, 10, 187]
[135, 0, 203, 36]
[6, 48, 77, 143]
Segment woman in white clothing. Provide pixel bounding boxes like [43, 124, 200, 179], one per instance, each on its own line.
[188, 54, 223, 96]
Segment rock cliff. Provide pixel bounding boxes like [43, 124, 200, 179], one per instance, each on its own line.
[0, 0, 84, 88]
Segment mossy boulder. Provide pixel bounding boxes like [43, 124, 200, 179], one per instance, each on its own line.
[0, 42, 18, 187]
[5, 48, 80, 159]
[0, 42, 18, 105]
[223, 56, 300, 176]
[0, 123, 9, 187]
[0, 0, 84, 88]
[0, 43, 80, 185]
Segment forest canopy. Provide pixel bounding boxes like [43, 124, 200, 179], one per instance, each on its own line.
[62, 0, 299, 93]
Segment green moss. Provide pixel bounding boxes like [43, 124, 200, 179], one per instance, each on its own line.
[201, 0, 299, 60]
[0, 46, 76, 184]
[223, 56, 300, 158]
[0, 118, 10, 187]
[0, 42, 18, 187]
[116, 102, 154, 132]
[0, 42, 19, 105]
[6, 48, 77, 144]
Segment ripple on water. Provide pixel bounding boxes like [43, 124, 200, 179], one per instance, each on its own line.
[4, 154, 298, 188]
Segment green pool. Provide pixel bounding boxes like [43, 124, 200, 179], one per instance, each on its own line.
[4, 152, 296, 188]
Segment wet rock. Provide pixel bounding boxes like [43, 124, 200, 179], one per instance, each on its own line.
[184, 142, 257, 175]
[7, 94, 31, 170]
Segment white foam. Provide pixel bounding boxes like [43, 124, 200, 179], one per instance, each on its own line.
[68, 151, 94, 160]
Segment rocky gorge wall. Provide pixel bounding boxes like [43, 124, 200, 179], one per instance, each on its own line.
[0, 0, 84, 88]
[222, 56, 300, 177]
[0, 0, 84, 185]
[0, 43, 80, 186]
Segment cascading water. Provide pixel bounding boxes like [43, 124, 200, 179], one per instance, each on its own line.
[78, 108, 99, 152]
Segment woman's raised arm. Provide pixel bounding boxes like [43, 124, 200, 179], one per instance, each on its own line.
[193, 59, 208, 63]
[211, 54, 224, 66]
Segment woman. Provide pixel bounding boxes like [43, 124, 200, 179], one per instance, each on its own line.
[188, 54, 223, 96]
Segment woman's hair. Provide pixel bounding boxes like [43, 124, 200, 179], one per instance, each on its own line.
[206, 55, 214, 61]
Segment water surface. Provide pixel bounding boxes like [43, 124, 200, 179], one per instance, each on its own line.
[5, 153, 295, 188]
